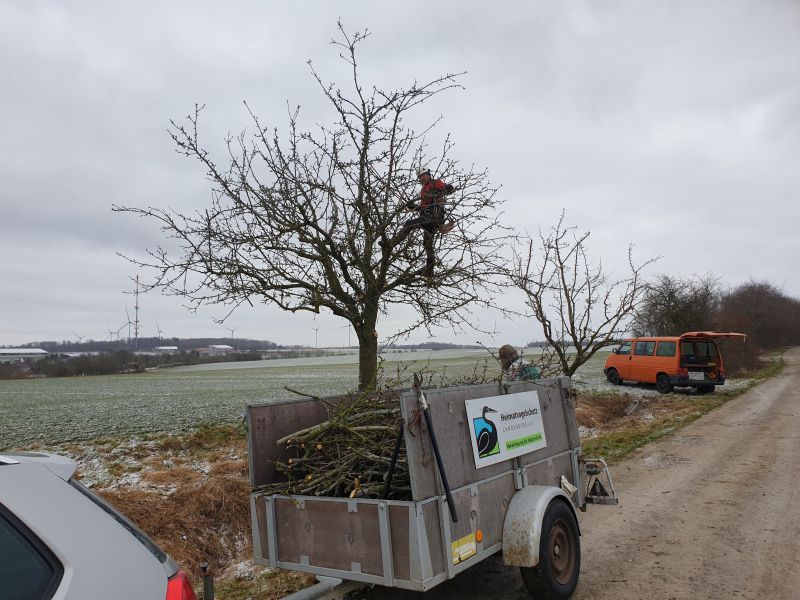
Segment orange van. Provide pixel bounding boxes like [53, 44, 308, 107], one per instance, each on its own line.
[603, 331, 746, 394]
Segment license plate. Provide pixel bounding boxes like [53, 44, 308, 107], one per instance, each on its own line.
[688, 371, 704, 381]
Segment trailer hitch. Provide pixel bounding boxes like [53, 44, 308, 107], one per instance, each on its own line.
[581, 457, 619, 506]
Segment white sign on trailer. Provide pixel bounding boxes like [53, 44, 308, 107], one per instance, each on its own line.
[465, 391, 548, 468]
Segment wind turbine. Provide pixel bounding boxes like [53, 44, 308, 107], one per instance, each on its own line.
[124, 308, 133, 345]
[309, 325, 320, 349]
[72, 332, 86, 345]
[223, 325, 239, 351]
[155, 322, 165, 341]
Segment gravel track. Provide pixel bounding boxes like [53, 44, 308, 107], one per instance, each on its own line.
[360, 348, 800, 600]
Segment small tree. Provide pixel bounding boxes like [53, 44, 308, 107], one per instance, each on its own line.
[631, 273, 721, 336]
[511, 212, 655, 376]
[115, 25, 507, 390]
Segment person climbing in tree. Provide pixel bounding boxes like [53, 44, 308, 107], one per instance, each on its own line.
[379, 166, 456, 278]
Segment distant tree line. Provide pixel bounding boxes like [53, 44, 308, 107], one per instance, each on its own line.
[12, 337, 280, 354]
[0, 349, 264, 380]
[381, 342, 481, 350]
[632, 277, 800, 373]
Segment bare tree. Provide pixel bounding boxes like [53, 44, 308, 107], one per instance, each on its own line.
[631, 273, 721, 336]
[114, 25, 507, 390]
[511, 212, 656, 376]
[718, 280, 800, 349]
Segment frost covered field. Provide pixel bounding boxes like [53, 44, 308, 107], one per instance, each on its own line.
[0, 348, 629, 450]
[0, 349, 498, 449]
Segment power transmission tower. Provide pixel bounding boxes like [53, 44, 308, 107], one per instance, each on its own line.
[130, 275, 140, 349]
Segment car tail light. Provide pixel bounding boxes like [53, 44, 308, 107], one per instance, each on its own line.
[166, 570, 197, 600]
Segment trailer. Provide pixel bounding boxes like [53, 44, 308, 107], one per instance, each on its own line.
[247, 376, 617, 599]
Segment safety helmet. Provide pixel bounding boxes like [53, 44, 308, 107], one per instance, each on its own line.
[417, 166, 431, 177]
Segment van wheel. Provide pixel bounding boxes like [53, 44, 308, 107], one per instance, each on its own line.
[606, 369, 622, 385]
[520, 499, 581, 599]
[656, 374, 673, 394]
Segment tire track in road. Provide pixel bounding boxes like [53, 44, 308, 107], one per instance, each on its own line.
[573, 348, 800, 600]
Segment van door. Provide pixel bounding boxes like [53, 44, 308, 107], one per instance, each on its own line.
[612, 340, 634, 379]
[630, 340, 657, 383]
[654, 339, 678, 377]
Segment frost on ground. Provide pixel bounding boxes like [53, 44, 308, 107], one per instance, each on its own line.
[574, 373, 752, 399]
[12, 357, 761, 599]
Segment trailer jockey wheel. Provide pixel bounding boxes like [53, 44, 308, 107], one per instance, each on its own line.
[520, 499, 581, 599]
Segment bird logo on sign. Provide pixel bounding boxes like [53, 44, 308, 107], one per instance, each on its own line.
[473, 406, 500, 458]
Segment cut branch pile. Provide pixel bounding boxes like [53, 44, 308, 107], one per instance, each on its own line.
[252, 394, 411, 500]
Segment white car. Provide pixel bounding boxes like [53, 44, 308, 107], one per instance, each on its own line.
[0, 452, 197, 600]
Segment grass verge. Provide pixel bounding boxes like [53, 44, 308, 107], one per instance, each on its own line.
[581, 352, 785, 462]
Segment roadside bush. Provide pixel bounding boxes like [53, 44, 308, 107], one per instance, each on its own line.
[632, 274, 721, 336]
[717, 280, 800, 349]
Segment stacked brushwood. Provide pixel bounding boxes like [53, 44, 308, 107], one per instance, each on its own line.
[252, 393, 411, 500]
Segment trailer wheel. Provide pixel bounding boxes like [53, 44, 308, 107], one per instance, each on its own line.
[696, 384, 715, 395]
[656, 374, 673, 394]
[520, 499, 580, 599]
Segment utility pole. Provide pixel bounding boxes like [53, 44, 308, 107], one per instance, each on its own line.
[130, 275, 140, 350]
[338, 323, 351, 350]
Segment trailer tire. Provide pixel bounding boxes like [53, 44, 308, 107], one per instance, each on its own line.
[520, 498, 580, 599]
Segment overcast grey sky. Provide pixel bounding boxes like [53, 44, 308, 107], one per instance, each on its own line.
[1, 1, 798, 348]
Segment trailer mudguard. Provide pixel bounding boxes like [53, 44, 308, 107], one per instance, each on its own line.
[502, 485, 580, 567]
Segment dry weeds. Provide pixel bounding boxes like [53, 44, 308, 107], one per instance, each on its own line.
[76, 425, 256, 591]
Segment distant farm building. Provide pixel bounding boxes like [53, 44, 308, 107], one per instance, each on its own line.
[196, 344, 234, 357]
[154, 346, 179, 354]
[208, 344, 233, 356]
[0, 348, 49, 362]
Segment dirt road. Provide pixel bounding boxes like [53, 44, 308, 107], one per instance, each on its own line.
[360, 348, 800, 599]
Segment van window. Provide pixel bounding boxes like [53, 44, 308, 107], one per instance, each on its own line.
[634, 341, 656, 356]
[682, 340, 719, 363]
[695, 342, 719, 357]
[617, 341, 632, 355]
[656, 341, 676, 357]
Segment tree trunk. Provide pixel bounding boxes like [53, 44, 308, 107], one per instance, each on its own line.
[356, 320, 379, 391]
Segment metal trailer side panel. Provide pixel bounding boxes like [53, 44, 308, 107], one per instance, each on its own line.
[400, 379, 580, 502]
[247, 392, 397, 488]
[400, 383, 514, 501]
[251, 495, 420, 588]
[248, 398, 337, 488]
[247, 379, 585, 591]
